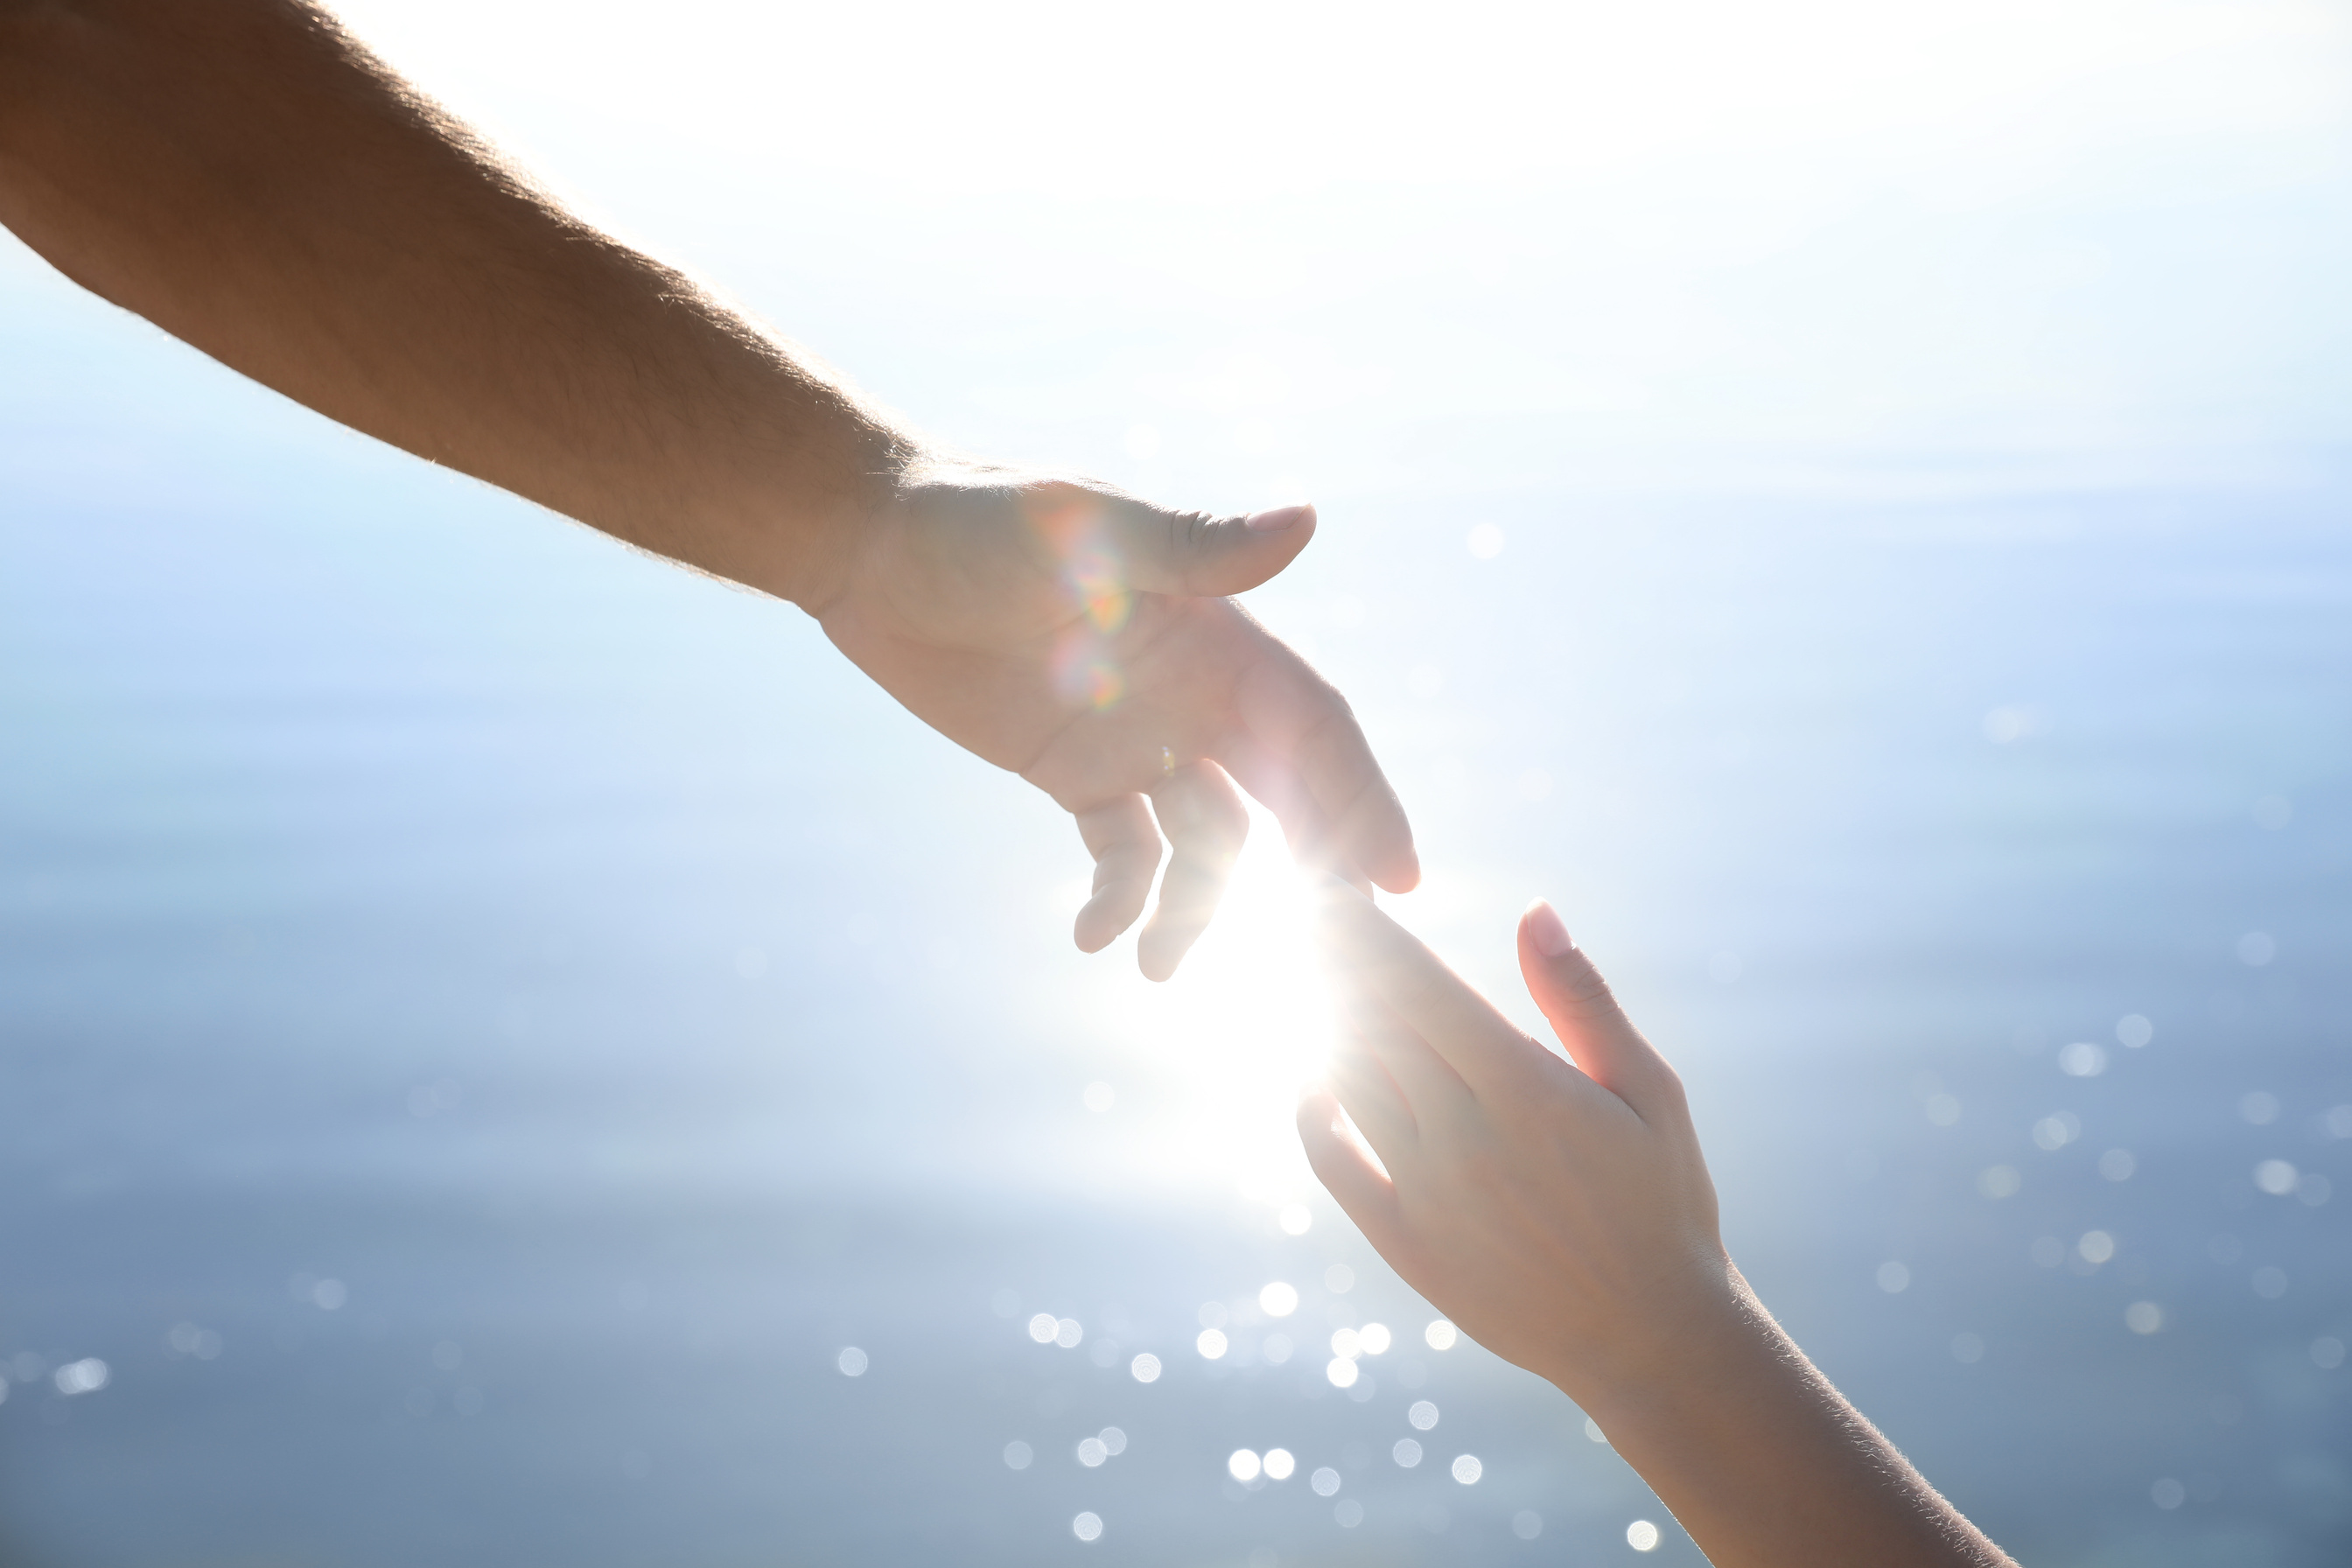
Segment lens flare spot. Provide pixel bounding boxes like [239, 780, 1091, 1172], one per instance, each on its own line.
[1048, 627, 1127, 711]
[1066, 547, 1133, 634]
[52, 1359, 108, 1396]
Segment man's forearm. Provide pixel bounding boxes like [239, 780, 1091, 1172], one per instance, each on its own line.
[0, 0, 899, 607]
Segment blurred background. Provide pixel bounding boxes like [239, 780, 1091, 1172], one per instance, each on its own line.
[3, 1, 2348, 1563]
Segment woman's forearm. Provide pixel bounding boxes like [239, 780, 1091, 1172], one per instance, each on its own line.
[1574, 1271, 2014, 1568]
[0, 0, 899, 608]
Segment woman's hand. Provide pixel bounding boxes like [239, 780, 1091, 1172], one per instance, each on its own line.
[1301, 884, 1732, 1396]
[1302, 885, 2015, 1568]
[817, 475, 1418, 979]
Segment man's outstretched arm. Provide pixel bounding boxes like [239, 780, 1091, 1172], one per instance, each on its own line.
[0, 0, 1419, 973]
[0, 0, 889, 609]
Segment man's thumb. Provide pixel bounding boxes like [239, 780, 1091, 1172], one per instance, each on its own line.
[1114, 500, 1316, 598]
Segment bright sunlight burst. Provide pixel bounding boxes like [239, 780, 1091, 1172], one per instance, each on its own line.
[1045, 799, 1354, 1207]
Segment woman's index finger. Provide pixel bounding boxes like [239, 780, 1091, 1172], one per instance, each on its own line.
[1312, 879, 1534, 1101]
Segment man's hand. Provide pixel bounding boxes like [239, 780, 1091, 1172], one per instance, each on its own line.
[0, 1, 1416, 976]
[821, 474, 1417, 979]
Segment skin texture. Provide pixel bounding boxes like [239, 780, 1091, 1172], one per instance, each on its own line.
[1301, 885, 2020, 1568]
[0, 0, 1418, 975]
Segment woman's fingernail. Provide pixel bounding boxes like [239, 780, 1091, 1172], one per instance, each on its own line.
[1244, 503, 1311, 533]
[1524, 898, 1573, 957]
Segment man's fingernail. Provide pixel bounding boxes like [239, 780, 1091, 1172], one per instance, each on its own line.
[1244, 503, 1311, 533]
[1524, 898, 1573, 958]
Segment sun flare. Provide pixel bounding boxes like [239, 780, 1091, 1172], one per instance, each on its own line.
[1081, 802, 1346, 1206]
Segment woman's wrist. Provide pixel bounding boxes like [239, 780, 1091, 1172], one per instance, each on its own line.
[1558, 1267, 2014, 1568]
[1536, 1264, 1752, 1416]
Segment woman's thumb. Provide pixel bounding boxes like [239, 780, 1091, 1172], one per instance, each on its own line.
[1517, 899, 1686, 1122]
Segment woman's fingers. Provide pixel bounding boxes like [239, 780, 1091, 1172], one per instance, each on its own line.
[1315, 878, 1539, 1101]
[1326, 1027, 1420, 1170]
[1071, 795, 1162, 953]
[1136, 760, 1250, 982]
[1295, 1088, 1408, 1256]
[1517, 899, 1688, 1125]
[1339, 985, 1479, 1140]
